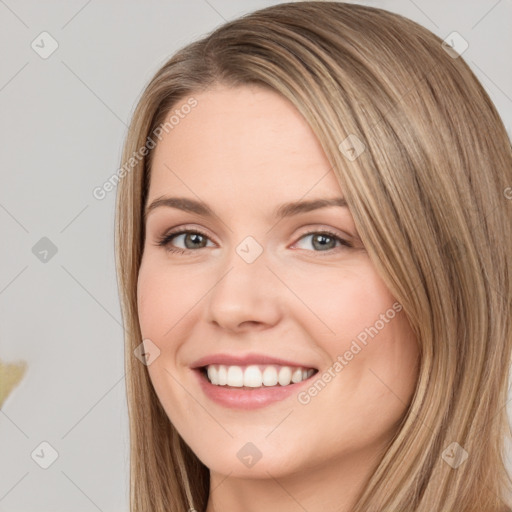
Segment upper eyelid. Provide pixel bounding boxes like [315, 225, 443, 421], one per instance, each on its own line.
[161, 223, 347, 237]
[160, 226, 217, 244]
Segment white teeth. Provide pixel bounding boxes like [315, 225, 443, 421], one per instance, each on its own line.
[244, 365, 263, 387]
[262, 366, 278, 386]
[226, 366, 244, 387]
[207, 365, 218, 385]
[278, 366, 292, 386]
[204, 364, 316, 388]
[218, 365, 227, 385]
[291, 368, 303, 383]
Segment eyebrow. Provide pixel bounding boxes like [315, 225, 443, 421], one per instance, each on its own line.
[144, 196, 348, 222]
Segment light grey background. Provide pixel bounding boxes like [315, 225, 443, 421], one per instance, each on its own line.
[1, 1, 511, 511]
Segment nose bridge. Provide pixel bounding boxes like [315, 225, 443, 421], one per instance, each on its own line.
[205, 233, 282, 328]
[234, 234, 266, 266]
[219, 233, 270, 298]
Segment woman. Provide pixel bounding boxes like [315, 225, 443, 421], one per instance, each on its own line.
[114, 2, 512, 510]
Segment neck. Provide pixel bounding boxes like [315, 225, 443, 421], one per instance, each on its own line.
[204, 446, 384, 512]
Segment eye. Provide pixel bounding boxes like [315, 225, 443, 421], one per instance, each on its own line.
[155, 229, 215, 255]
[293, 229, 353, 253]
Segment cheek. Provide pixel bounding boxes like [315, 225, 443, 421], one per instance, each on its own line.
[289, 261, 396, 345]
[136, 257, 204, 338]
[298, 261, 418, 399]
[137, 269, 166, 340]
[136, 260, 198, 429]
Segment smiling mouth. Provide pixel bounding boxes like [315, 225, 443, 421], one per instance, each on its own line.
[199, 364, 319, 389]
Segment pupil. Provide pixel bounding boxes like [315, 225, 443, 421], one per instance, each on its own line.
[314, 234, 333, 250]
[187, 233, 204, 248]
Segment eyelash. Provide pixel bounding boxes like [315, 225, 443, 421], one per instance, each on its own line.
[155, 227, 353, 255]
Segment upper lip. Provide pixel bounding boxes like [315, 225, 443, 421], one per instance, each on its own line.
[190, 353, 318, 369]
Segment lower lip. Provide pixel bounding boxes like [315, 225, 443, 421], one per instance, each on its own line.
[193, 368, 317, 410]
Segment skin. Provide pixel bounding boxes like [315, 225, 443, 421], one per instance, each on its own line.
[137, 84, 420, 512]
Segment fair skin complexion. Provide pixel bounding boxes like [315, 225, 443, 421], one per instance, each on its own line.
[137, 84, 420, 512]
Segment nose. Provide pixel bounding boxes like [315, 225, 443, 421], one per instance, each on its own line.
[205, 242, 284, 332]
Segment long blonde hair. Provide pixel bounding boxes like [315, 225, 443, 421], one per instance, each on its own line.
[114, 2, 512, 510]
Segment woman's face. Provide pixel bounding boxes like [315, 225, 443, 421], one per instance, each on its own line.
[137, 84, 419, 483]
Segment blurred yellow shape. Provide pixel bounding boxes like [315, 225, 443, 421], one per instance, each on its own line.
[0, 359, 27, 409]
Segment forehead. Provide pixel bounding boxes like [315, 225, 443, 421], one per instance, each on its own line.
[148, 85, 342, 204]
